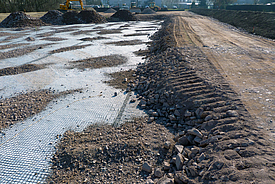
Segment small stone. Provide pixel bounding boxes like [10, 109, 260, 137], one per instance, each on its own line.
[175, 145, 184, 154]
[145, 179, 154, 184]
[193, 136, 202, 144]
[168, 114, 177, 121]
[26, 37, 35, 41]
[187, 128, 203, 138]
[158, 177, 174, 184]
[152, 111, 159, 117]
[163, 161, 170, 171]
[205, 115, 213, 121]
[174, 110, 181, 117]
[174, 171, 188, 183]
[184, 110, 192, 117]
[124, 78, 128, 82]
[178, 136, 189, 146]
[148, 117, 155, 123]
[227, 110, 239, 117]
[114, 92, 118, 96]
[188, 166, 198, 177]
[154, 168, 163, 178]
[142, 162, 152, 173]
[195, 107, 204, 118]
[176, 153, 184, 170]
[164, 141, 171, 149]
[214, 161, 224, 170]
[197, 153, 206, 163]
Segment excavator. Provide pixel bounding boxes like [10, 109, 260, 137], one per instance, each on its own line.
[60, 0, 84, 11]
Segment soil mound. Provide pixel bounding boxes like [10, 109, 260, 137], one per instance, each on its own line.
[77, 9, 107, 23]
[190, 9, 275, 39]
[111, 10, 137, 21]
[0, 11, 48, 28]
[40, 10, 64, 25]
[141, 8, 156, 14]
[104, 8, 117, 13]
[62, 10, 82, 25]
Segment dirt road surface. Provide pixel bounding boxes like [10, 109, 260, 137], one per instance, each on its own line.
[175, 12, 275, 140]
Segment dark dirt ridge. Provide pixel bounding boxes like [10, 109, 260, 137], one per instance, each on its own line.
[110, 10, 137, 21]
[0, 89, 81, 132]
[105, 69, 136, 90]
[69, 54, 127, 70]
[0, 64, 46, 76]
[190, 9, 275, 40]
[105, 39, 144, 46]
[48, 16, 275, 183]
[49, 44, 92, 54]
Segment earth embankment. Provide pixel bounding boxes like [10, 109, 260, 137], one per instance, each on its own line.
[190, 9, 275, 39]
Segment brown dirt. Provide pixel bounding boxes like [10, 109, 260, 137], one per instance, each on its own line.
[79, 36, 109, 42]
[133, 49, 150, 57]
[71, 29, 98, 35]
[97, 29, 122, 35]
[0, 43, 53, 60]
[47, 118, 175, 184]
[105, 39, 144, 46]
[49, 44, 92, 54]
[40, 37, 67, 41]
[0, 89, 81, 132]
[0, 64, 46, 76]
[110, 10, 137, 21]
[69, 54, 127, 70]
[0, 43, 29, 50]
[105, 69, 136, 90]
[123, 33, 150, 37]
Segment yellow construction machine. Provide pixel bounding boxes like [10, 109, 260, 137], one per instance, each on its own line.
[148, 2, 160, 11]
[60, 0, 84, 11]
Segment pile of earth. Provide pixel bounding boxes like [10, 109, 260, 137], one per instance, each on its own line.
[0, 11, 48, 28]
[104, 8, 117, 13]
[110, 10, 137, 21]
[41, 9, 107, 25]
[190, 9, 275, 39]
[141, 8, 156, 14]
[40, 10, 64, 25]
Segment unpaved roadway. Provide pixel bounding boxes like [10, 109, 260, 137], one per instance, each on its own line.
[174, 12, 275, 140]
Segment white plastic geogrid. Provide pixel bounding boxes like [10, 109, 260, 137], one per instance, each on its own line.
[0, 20, 160, 183]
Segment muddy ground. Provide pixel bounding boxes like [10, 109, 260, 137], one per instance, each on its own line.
[47, 12, 275, 184]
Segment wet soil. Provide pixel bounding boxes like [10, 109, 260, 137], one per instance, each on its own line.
[105, 39, 144, 46]
[69, 54, 127, 70]
[0, 64, 46, 76]
[0, 89, 81, 132]
[49, 44, 92, 54]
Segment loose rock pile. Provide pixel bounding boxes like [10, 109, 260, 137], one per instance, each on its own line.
[110, 10, 137, 21]
[77, 9, 107, 24]
[104, 8, 117, 13]
[0, 11, 47, 28]
[40, 10, 64, 25]
[141, 8, 156, 14]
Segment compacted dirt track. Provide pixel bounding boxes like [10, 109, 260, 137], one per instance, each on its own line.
[175, 12, 275, 139]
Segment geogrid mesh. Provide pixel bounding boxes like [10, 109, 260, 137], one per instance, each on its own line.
[0, 21, 160, 183]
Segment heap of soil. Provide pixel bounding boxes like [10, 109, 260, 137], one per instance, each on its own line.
[62, 11, 82, 25]
[0, 11, 48, 28]
[40, 10, 64, 25]
[110, 10, 137, 21]
[141, 8, 156, 14]
[104, 8, 117, 13]
[77, 9, 107, 23]
[190, 9, 275, 39]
